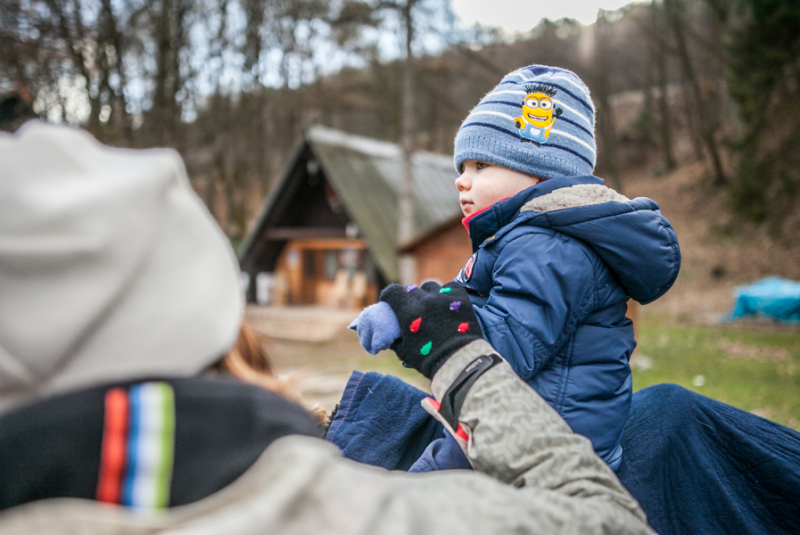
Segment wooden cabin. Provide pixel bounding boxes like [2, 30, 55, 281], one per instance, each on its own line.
[398, 215, 471, 285]
[238, 126, 471, 307]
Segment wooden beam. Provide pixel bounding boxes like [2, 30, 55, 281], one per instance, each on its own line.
[265, 227, 347, 240]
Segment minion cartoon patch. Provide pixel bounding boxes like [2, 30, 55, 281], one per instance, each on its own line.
[513, 84, 563, 146]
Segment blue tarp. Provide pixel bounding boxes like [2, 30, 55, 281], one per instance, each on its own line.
[728, 277, 800, 324]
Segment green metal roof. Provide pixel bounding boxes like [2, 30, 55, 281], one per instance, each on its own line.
[240, 125, 461, 283]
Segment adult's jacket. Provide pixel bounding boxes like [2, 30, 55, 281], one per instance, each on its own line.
[0, 340, 652, 534]
[456, 175, 681, 468]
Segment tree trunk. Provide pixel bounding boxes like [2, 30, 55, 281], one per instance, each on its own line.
[398, 0, 417, 285]
[652, 1, 676, 171]
[665, 0, 726, 185]
[593, 11, 622, 192]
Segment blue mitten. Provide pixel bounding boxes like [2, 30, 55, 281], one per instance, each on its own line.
[349, 301, 401, 354]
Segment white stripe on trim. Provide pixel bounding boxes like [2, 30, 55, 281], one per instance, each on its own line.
[490, 89, 526, 98]
[550, 74, 592, 99]
[554, 100, 593, 127]
[512, 72, 589, 97]
[468, 110, 516, 122]
[130, 383, 162, 509]
[552, 129, 597, 156]
[508, 73, 593, 111]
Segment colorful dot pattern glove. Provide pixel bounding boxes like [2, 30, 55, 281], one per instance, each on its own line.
[380, 281, 482, 379]
[348, 302, 401, 355]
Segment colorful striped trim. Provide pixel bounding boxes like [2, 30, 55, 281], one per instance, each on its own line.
[96, 388, 129, 504]
[97, 382, 176, 510]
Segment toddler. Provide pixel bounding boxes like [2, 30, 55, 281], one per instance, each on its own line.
[352, 65, 681, 471]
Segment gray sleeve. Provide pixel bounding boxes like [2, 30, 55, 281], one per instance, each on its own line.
[415, 339, 653, 533]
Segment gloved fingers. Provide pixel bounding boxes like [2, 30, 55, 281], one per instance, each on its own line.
[352, 301, 402, 355]
[420, 280, 443, 292]
[379, 283, 407, 304]
[442, 281, 465, 291]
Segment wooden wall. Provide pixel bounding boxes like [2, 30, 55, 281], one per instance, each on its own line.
[411, 221, 473, 285]
[272, 238, 377, 307]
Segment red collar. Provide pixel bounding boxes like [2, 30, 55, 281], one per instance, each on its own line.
[461, 198, 509, 235]
[461, 209, 487, 234]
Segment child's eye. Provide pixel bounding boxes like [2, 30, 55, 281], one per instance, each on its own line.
[475, 162, 489, 170]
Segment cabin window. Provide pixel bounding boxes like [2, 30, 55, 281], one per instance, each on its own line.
[324, 250, 338, 280]
[364, 254, 377, 283]
[303, 250, 317, 278]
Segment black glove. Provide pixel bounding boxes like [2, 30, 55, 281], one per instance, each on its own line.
[380, 281, 481, 379]
[555, 107, 563, 118]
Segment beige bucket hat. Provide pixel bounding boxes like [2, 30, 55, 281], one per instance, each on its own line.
[0, 122, 244, 414]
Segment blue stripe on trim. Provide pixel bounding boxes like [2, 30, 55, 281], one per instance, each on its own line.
[524, 66, 563, 77]
[482, 99, 519, 108]
[558, 116, 593, 138]
[461, 122, 594, 168]
[464, 121, 516, 137]
[541, 83, 593, 114]
[122, 385, 141, 507]
[499, 77, 593, 114]
[548, 143, 594, 168]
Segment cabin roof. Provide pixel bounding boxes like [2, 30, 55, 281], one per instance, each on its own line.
[239, 125, 460, 282]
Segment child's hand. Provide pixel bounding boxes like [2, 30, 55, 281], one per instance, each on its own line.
[348, 302, 401, 355]
[380, 281, 481, 379]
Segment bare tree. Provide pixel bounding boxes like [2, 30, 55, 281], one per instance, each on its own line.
[397, 0, 418, 284]
[664, 0, 726, 185]
[593, 10, 622, 191]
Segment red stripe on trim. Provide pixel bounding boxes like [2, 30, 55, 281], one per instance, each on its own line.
[96, 388, 129, 504]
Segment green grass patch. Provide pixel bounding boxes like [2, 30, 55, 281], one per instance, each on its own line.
[634, 314, 800, 430]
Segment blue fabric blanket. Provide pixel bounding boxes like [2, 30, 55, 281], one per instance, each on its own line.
[326, 371, 443, 471]
[328, 372, 800, 535]
[617, 383, 800, 535]
[728, 277, 800, 324]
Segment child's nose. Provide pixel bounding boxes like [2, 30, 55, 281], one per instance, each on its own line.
[455, 174, 470, 191]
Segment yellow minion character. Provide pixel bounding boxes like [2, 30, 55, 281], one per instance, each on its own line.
[514, 84, 563, 145]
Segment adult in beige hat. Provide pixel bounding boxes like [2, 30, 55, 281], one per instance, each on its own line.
[0, 121, 244, 412]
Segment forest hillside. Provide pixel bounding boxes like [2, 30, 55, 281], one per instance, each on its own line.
[3, 0, 799, 319]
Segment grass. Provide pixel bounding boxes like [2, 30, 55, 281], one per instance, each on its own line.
[270, 312, 800, 431]
[633, 312, 800, 430]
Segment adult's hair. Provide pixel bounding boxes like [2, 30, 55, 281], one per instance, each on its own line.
[212, 322, 327, 423]
[0, 92, 37, 132]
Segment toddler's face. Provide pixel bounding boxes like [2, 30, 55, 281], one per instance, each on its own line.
[456, 161, 541, 216]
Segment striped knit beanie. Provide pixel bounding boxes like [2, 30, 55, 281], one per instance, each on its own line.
[454, 64, 596, 180]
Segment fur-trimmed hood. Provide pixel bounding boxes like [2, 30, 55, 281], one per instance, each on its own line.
[466, 175, 680, 304]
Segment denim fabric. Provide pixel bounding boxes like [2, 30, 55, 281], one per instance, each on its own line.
[408, 432, 471, 473]
[618, 383, 800, 535]
[326, 371, 443, 471]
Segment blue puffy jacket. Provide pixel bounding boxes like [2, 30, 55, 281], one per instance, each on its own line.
[454, 175, 681, 469]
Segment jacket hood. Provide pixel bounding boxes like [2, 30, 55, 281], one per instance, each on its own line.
[468, 175, 680, 304]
